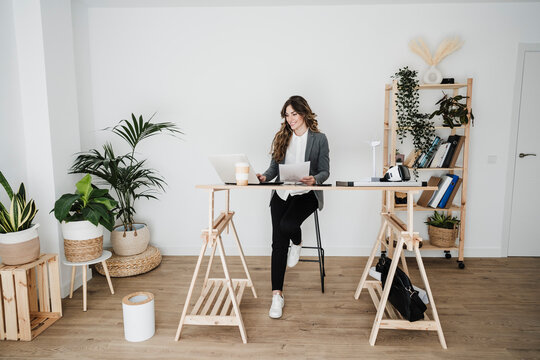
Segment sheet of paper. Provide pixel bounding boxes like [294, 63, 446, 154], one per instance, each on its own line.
[279, 161, 310, 183]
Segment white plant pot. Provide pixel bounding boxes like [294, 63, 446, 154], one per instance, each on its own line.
[111, 223, 150, 256]
[423, 65, 443, 84]
[61, 221, 104, 262]
[0, 224, 40, 265]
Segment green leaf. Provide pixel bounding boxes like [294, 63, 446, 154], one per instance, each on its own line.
[0, 171, 14, 200]
[53, 194, 82, 222]
[81, 206, 100, 226]
[76, 174, 93, 205]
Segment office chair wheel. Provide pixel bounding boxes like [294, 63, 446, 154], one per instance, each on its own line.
[458, 261, 465, 269]
[444, 251, 451, 259]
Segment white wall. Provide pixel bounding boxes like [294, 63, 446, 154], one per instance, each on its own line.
[70, 2, 540, 258]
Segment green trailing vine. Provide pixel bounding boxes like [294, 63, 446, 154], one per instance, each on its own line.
[392, 67, 435, 163]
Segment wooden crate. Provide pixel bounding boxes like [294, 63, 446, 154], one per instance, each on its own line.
[0, 254, 62, 341]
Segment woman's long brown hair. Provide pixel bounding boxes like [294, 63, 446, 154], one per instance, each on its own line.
[270, 96, 319, 162]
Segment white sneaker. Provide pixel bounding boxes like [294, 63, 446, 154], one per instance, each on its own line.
[287, 242, 302, 268]
[269, 294, 284, 319]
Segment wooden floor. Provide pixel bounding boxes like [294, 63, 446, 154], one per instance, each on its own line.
[1, 255, 539, 359]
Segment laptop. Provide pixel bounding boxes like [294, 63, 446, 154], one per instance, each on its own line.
[208, 154, 283, 185]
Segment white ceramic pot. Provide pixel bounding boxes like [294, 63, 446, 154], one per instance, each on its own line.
[423, 65, 443, 84]
[111, 223, 150, 256]
[0, 224, 40, 265]
[61, 221, 104, 262]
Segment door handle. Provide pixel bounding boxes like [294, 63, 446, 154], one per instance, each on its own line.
[519, 153, 537, 158]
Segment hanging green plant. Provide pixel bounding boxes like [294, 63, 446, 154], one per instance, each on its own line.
[392, 67, 435, 160]
[429, 93, 474, 128]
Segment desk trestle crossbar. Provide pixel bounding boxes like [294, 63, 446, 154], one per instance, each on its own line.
[354, 190, 447, 349]
[175, 189, 257, 344]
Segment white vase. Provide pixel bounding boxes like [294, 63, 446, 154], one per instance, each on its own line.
[62, 221, 104, 262]
[423, 65, 443, 84]
[111, 223, 150, 256]
[0, 224, 40, 265]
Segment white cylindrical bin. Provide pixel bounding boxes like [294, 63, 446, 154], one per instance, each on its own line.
[122, 292, 155, 342]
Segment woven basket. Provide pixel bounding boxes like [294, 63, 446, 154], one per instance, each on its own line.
[64, 236, 103, 262]
[428, 224, 458, 248]
[94, 245, 161, 277]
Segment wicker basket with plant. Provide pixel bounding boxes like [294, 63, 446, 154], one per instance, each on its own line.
[425, 211, 460, 248]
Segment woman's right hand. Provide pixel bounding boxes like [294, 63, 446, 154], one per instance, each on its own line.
[256, 173, 266, 182]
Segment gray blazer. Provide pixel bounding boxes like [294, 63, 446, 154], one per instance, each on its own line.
[262, 130, 330, 210]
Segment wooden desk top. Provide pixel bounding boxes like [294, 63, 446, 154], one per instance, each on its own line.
[196, 184, 438, 191]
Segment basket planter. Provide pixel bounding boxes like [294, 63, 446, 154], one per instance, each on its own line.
[428, 224, 458, 248]
[61, 221, 103, 262]
[0, 224, 40, 266]
[111, 223, 150, 256]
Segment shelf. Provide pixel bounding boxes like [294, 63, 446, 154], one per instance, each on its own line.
[385, 126, 467, 130]
[419, 240, 458, 251]
[393, 204, 461, 212]
[384, 166, 463, 171]
[385, 83, 468, 91]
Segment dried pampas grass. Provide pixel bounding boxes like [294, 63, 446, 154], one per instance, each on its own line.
[409, 37, 463, 66]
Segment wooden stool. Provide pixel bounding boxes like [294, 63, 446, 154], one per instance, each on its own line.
[63, 250, 114, 311]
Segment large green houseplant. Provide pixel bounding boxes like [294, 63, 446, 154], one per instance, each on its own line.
[0, 171, 40, 265]
[70, 113, 182, 256]
[53, 174, 117, 262]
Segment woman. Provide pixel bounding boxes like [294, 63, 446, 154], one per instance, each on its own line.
[256, 95, 330, 319]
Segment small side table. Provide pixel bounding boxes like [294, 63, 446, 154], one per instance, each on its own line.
[63, 250, 115, 311]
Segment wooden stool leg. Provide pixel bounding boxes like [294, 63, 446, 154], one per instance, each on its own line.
[69, 266, 76, 299]
[82, 265, 87, 312]
[230, 219, 257, 298]
[175, 240, 209, 341]
[101, 261, 114, 295]
[216, 235, 247, 344]
[369, 236, 405, 346]
[414, 245, 447, 349]
[355, 221, 387, 299]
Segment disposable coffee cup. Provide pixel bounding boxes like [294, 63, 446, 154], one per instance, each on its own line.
[235, 162, 249, 186]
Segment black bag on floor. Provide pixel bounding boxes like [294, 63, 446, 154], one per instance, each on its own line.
[375, 254, 427, 322]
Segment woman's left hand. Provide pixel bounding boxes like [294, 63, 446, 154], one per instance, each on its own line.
[300, 176, 316, 186]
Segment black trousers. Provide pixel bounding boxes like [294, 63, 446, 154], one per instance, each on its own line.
[270, 191, 318, 291]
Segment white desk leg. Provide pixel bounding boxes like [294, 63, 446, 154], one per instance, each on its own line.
[82, 265, 87, 312]
[369, 236, 405, 346]
[69, 266, 76, 299]
[355, 220, 387, 299]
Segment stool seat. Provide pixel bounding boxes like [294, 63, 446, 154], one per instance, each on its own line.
[62, 250, 112, 266]
[62, 250, 114, 311]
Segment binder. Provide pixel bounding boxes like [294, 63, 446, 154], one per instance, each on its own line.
[433, 143, 450, 168]
[438, 175, 459, 208]
[448, 135, 465, 168]
[428, 176, 453, 208]
[443, 178, 462, 209]
[442, 135, 460, 168]
[417, 176, 441, 207]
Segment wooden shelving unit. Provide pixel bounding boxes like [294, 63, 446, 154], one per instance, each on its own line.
[382, 78, 473, 268]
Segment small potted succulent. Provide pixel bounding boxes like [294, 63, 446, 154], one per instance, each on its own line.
[429, 93, 474, 128]
[425, 211, 460, 248]
[0, 172, 40, 265]
[53, 174, 117, 262]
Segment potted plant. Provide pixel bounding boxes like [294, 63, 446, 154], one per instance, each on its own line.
[53, 174, 117, 262]
[429, 93, 474, 128]
[0, 172, 40, 265]
[392, 67, 435, 175]
[70, 113, 182, 256]
[425, 211, 460, 248]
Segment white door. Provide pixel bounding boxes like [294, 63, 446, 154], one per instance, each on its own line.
[508, 49, 540, 256]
